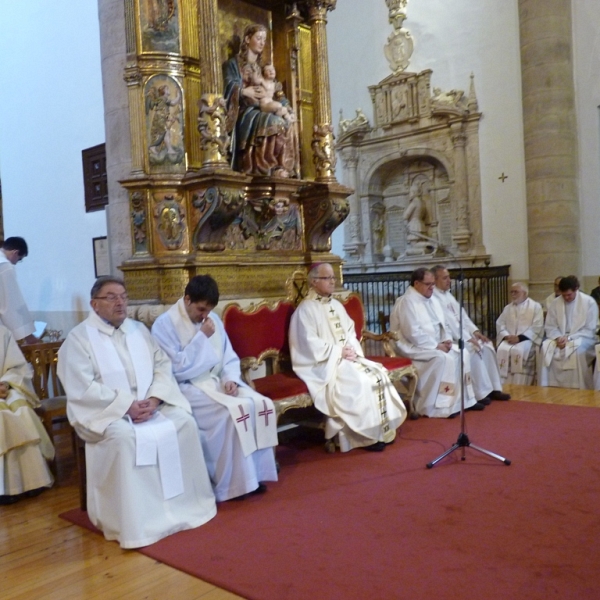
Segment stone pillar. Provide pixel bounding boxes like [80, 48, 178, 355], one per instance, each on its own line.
[197, 0, 230, 169]
[98, 0, 133, 275]
[306, 0, 337, 182]
[339, 149, 365, 262]
[450, 122, 471, 254]
[519, 0, 579, 299]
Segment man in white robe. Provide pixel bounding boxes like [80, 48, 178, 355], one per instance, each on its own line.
[390, 268, 481, 418]
[152, 275, 278, 501]
[0, 237, 37, 344]
[289, 263, 406, 452]
[58, 276, 216, 548]
[432, 266, 510, 403]
[539, 276, 598, 390]
[544, 276, 562, 312]
[496, 283, 544, 385]
[0, 324, 54, 504]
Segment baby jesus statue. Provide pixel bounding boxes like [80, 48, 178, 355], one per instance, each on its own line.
[242, 63, 295, 124]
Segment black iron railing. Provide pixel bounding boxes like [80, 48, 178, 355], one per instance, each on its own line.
[343, 265, 510, 338]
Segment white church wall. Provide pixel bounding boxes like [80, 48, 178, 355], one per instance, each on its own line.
[328, 0, 529, 280]
[0, 2, 106, 333]
[572, 0, 600, 293]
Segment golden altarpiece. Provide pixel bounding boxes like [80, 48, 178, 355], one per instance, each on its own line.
[118, 0, 349, 304]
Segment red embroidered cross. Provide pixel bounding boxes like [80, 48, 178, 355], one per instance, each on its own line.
[444, 385, 451, 393]
[236, 405, 250, 431]
[258, 399, 274, 426]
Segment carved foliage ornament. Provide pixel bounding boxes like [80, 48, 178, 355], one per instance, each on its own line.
[197, 93, 230, 159]
[192, 187, 245, 252]
[131, 192, 148, 254]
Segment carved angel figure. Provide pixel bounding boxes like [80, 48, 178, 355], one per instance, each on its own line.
[146, 83, 184, 165]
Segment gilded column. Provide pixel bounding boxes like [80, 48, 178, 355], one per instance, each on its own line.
[306, 0, 337, 182]
[197, 0, 230, 169]
[450, 122, 471, 254]
[519, 0, 579, 299]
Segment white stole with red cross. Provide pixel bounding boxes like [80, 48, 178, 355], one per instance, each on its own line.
[167, 299, 277, 457]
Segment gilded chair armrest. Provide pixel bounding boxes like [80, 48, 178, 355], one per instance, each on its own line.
[239, 357, 259, 390]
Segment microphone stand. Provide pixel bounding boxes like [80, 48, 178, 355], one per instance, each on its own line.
[402, 230, 511, 468]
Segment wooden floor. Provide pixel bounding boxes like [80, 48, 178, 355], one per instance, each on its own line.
[2, 384, 600, 600]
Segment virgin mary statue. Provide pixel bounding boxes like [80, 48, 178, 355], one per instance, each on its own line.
[223, 24, 299, 178]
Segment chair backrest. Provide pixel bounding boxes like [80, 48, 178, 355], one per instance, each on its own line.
[20, 341, 65, 399]
[341, 293, 365, 341]
[222, 300, 296, 359]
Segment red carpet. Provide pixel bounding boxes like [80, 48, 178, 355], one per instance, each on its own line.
[61, 401, 600, 600]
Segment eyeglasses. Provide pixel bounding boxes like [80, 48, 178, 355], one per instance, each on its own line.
[313, 276, 337, 282]
[94, 293, 128, 303]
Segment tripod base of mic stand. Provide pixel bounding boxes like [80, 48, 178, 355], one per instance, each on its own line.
[426, 432, 511, 469]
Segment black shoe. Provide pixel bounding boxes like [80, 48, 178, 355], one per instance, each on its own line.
[479, 396, 492, 406]
[467, 401, 486, 411]
[363, 441, 386, 452]
[250, 483, 267, 495]
[231, 483, 267, 501]
[21, 487, 46, 499]
[0, 495, 20, 506]
[489, 390, 511, 401]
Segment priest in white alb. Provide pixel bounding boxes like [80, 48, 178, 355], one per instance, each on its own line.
[539, 275, 598, 390]
[289, 263, 407, 452]
[390, 267, 481, 418]
[152, 275, 278, 501]
[0, 323, 54, 504]
[496, 282, 544, 385]
[432, 265, 510, 403]
[58, 276, 216, 549]
[0, 237, 38, 344]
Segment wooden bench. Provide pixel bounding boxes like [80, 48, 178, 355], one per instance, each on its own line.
[222, 292, 418, 428]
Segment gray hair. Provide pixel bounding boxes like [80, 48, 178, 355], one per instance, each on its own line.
[511, 282, 529, 294]
[90, 276, 126, 299]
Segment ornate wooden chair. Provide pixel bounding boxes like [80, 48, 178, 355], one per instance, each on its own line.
[20, 340, 71, 476]
[222, 300, 313, 424]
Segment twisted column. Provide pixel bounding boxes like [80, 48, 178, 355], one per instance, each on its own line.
[306, 0, 337, 182]
[197, 0, 230, 168]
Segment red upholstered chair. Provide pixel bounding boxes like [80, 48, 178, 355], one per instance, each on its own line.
[222, 300, 313, 422]
[342, 293, 418, 414]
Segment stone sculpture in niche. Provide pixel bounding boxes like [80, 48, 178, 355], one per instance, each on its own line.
[336, 1, 489, 272]
[222, 24, 299, 178]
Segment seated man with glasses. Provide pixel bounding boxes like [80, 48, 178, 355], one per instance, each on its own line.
[289, 262, 406, 452]
[390, 267, 481, 418]
[58, 276, 216, 548]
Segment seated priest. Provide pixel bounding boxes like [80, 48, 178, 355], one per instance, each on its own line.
[539, 276, 598, 390]
[57, 276, 216, 548]
[496, 282, 544, 385]
[151, 275, 278, 501]
[390, 267, 481, 418]
[0, 323, 54, 505]
[288, 263, 407, 452]
[432, 265, 510, 403]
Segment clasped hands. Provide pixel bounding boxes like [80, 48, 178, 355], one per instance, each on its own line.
[127, 397, 161, 424]
[342, 345, 358, 361]
[436, 340, 453, 353]
[555, 335, 569, 350]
